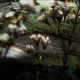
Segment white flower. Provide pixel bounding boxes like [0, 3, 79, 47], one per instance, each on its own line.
[30, 34, 36, 40]
[5, 11, 15, 18]
[0, 33, 10, 42]
[26, 44, 31, 49]
[30, 34, 42, 41]
[8, 23, 18, 33]
[26, 44, 35, 52]
[58, 10, 63, 15]
[41, 36, 51, 44]
[37, 34, 42, 40]
[46, 36, 51, 44]
[46, 36, 49, 42]
[19, 0, 34, 6]
[41, 36, 45, 42]
[30, 45, 35, 50]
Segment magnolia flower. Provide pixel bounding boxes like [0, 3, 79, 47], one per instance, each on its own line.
[30, 34, 51, 50]
[30, 34, 51, 47]
[30, 34, 36, 39]
[41, 36, 51, 45]
[5, 11, 15, 18]
[30, 34, 42, 41]
[8, 23, 18, 33]
[26, 44, 35, 53]
[40, 35, 51, 50]
[37, 34, 42, 40]
[58, 10, 63, 15]
[0, 33, 10, 42]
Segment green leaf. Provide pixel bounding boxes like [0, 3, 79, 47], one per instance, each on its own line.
[47, 17, 55, 27]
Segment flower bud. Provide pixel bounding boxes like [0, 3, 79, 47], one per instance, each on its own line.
[30, 34, 36, 40]
[46, 36, 50, 42]
[41, 36, 46, 43]
[26, 44, 30, 49]
[58, 10, 63, 15]
[37, 34, 42, 40]
[41, 36, 50, 44]
[26, 44, 35, 53]
[30, 45, 35, 51]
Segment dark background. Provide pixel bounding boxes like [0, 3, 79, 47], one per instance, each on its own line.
[0, 59, 64, 80]
[0, 0, 15, 2]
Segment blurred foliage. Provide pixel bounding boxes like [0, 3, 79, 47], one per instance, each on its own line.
[0, 1, 80, 68]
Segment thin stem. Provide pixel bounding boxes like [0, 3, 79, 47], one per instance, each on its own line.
[71, 5, 80, 38]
